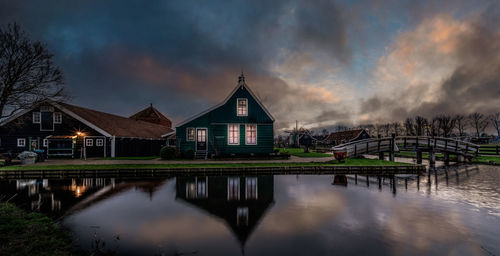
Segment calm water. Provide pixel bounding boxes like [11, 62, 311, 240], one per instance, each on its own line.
[1, 165, 499, 256]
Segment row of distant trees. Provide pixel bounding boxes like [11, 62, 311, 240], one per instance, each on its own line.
[354, 113, 500, 138]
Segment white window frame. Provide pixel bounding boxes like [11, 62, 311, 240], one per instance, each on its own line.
[54, 112, 62, 124]
[85, 138, 93, 147]
[43, 139, 48, 147]
[245, 124, 257, 145]
[227, 124, 240, 145]
[33, 112, 41, 124]
[96, 139, 104, 147]
[186, 128, 195, 141]
[236, 98, 248, 116]
[17, 138, 26, 147]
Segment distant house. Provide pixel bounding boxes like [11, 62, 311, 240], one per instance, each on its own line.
[130, 104, 172, 127]
[0, 101, 173, 158]
[175, 73, 274, 158]
[325, 129, 370, 146]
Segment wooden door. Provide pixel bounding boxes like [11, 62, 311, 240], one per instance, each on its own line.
[196, 129, 207, 151]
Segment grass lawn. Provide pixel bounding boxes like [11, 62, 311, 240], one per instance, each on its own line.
[276, 147, 331, 158]
[98, 156, 159, 160]
[0, 158, 413, 171]
[472, 156, 500, 165]
[0, 203, 72, 256]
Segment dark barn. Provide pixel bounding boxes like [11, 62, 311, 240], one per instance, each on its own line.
[0, 101, 173, 158]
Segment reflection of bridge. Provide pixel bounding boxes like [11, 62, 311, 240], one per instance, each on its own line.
[332, 136, 479, 164]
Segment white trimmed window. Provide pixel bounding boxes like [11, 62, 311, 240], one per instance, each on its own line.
[85, 138, 93, 147]
[96, 139, 104, 146]
[43, 139, 48, 147]
[237, 98, 248, 116]
[228, 124, 240, 145]
[245, 124, 257, 145]
[33, 112, 41, 124]
[17, 138, 26, 147]
[187, 128, 195, 141]
[54, 112, 62, 124]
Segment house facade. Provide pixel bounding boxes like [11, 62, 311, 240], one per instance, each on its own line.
[175, 73, 274, 158]
[0, 101, 173, 158]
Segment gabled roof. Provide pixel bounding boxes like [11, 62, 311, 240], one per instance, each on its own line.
[129, 104, 172, 127]
[0, 101, 173, 138]
[176, 73, 275, 127]
[326, 129, 365, 142]
[56, 102, 173, 138]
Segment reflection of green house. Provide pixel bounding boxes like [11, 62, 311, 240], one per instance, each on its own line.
[175, 176, 274, 249]
[175, 73, 274, 158]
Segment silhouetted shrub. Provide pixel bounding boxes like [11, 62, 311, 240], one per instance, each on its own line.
[160, 146, 176, 160]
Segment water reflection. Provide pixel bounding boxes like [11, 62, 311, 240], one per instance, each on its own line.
[0, 165, 498, 255]
[176, 176, 274, 252]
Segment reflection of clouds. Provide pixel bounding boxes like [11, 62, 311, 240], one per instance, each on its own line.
[373, 196, 482, 255]
[259, 185, 345, 234]
[134, 215, 230, 245]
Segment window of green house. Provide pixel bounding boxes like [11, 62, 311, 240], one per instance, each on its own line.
[237, 98, 248, 116]
[245, 124, 257, 145]
[187, 128, 195, 141]
[228, 124, 240, 145]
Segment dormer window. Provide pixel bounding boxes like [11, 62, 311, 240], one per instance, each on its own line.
[237, 98, 247, 116]
[54, 112, 62, 124]
[33, 112, 41, 124]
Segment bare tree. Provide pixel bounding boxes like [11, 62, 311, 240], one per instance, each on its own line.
[468, 112, 489, 137]
[428, 117, 440, 137]
[404, 118, 415, 135]
[414, 116, 427, 136]
[437, 114, 456, 137]
[380, 123, 391, 137]
[391, 122, 401, 136]
[454, 114, 467, 137]
[489, 112, 500, 137]
[0, 23, 65, 118]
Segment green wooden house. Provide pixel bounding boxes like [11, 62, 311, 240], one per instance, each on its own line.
[175, 73, 274, 158]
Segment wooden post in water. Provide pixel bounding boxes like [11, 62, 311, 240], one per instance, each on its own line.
[429, 147, 436, 166]
[416, 150, 423, 164]
[443, 152, 450, 165]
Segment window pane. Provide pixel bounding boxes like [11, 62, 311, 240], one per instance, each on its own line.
[237, 99, 247, 116]
[228, 124, 239, 144]
[246, 124, 257, 144]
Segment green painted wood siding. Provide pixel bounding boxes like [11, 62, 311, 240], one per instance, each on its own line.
[176, 85, 274, 155]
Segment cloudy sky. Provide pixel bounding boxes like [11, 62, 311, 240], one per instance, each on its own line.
[1, 0, 499, 131]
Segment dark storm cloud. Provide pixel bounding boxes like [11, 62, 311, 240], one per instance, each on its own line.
[0, 0, 353, 130]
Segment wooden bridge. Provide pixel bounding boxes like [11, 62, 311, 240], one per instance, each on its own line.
[332, 136, 479, 164]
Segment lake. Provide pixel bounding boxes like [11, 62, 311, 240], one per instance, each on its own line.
[1, 165, 499, 255]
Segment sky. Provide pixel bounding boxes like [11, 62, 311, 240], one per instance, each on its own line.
[1, 0, 499, 132]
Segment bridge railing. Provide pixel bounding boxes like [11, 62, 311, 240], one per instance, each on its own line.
[396, 136, 479, 156]
[332, 136, 479, 158]
[332, 137, 397, 157]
